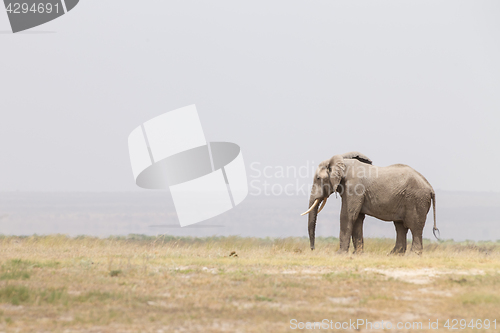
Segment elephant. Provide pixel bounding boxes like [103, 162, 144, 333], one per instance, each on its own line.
[301, 152, 438, 255]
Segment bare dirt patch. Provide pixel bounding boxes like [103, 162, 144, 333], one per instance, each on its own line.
[365, 268, 485, 284]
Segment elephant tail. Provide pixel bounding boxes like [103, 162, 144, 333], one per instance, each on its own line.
[431, 192, 440, 241]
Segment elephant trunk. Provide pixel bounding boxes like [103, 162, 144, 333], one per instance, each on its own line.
[308, 196, 319, 250]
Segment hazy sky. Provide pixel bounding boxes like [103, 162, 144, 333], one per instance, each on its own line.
[1, 1, 499, 192]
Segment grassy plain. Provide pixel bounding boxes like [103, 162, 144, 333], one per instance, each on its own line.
[0, 235, 499, 332]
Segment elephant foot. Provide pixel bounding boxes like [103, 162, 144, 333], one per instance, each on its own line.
[388, 247, 406, 256]
[336, 249, 349, 255]
[353, 249, 364, 255]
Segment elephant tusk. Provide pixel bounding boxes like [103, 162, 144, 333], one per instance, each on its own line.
[300, 199, 320, 216]
[317, 198, 327, 213]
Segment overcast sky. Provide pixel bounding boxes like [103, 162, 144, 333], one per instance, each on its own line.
[1, 1, 499, 192]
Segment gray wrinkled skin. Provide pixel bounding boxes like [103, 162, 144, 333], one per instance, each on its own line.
[307, 152, 436, 255]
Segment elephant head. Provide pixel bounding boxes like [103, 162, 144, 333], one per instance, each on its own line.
[301, 152, 372, 250]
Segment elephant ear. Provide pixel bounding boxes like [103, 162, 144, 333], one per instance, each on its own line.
[328, 155, 346, 193]
[341, 151, 372, 165]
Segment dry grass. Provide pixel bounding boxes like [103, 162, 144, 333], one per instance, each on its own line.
[0, 235, 499, 332]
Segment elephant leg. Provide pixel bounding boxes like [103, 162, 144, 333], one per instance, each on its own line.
[389, 221, 408, 255]
[409, 226, 424, 255]
[338, 205, 360, 253]
[352, 213, 365, 254]
[409, 194, 432, 255]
